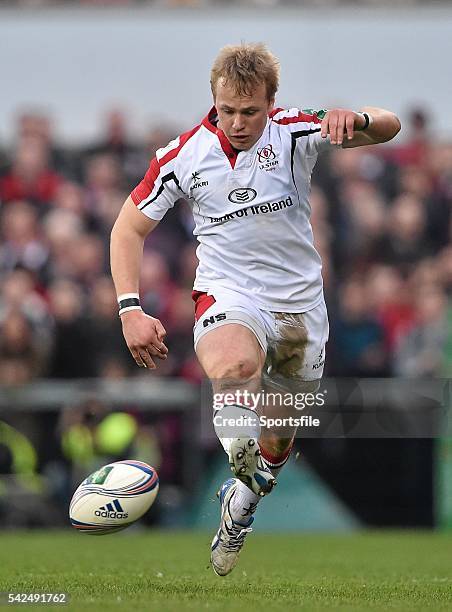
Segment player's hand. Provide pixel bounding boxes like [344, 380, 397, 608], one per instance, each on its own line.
[120, 310, 168, 369]
[320, 109, 366, 146]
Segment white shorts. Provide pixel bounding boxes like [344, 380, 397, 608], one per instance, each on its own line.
[193, 287, 329, 381]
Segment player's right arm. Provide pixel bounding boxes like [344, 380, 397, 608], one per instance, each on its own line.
[110, 196, 168, 369]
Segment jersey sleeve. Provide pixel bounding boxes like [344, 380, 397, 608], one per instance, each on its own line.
[270, 107, 332, 156]
[131, 125, 201, 220]
[306, 129, 333, 156]
[131, 139, 183, 220]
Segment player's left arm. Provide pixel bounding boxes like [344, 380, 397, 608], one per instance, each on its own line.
[320, 106, 401, 148]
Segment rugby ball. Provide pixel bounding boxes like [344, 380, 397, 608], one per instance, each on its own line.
[69, 460, 159, 534]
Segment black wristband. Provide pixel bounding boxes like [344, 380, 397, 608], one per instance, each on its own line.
[118, 297, 141, 310]
[357, 112, 370, 131]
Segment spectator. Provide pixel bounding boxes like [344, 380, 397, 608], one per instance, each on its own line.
[15, 110, 73, 176]
[0, 201, 49, 278]
[47, 279, 95, 378]
[0, 311, 47, 383]
[82, 109, 145, 189]
[376, 193, 431, 273]
[366, 265, 415, 353]
[394, 284, 449, 376]
[87, 275, 134, 375]
[330, 278, 389, 376]
[0, 136, 63, 207]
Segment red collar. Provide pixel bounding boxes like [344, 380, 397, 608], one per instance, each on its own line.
[202, 107, 238, 169]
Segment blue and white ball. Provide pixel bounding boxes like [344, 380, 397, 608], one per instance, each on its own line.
[69, 460, 159, 534]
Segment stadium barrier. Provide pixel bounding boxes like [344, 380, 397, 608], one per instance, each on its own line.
[0, 378, 200, 527]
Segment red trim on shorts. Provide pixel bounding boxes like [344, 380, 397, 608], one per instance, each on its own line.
[192, 290, 216, 322]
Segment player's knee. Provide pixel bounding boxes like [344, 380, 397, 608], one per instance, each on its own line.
[212, 358, 261, 387]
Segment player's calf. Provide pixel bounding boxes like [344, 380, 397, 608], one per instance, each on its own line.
[259, 442, 293, 478]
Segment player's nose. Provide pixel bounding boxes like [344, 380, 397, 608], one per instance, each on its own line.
[232, 114, 245, 131]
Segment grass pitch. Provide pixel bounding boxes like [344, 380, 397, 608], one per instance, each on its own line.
[0, 530, 451, 611]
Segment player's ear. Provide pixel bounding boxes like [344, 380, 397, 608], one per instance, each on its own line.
[267, 97, 275, 113]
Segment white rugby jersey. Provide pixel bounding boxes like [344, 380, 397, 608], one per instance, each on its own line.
[131, 107, 332, 312]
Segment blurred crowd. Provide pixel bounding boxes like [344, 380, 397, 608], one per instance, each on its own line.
[0, 110, 196, 522]
[1, 106, 451, 527]
[316, 108, 452, 378]
[0, 106, 451, 386]
[0, 109, 201, 386]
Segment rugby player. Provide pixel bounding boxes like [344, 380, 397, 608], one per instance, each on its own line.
[110, 43, 401, 576]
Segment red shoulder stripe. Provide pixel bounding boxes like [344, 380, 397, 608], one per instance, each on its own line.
[159, 124, 201, 168]
[272, 110, 323, 125]
[131, 157, 159, 205]
[131, 123, 201, 205]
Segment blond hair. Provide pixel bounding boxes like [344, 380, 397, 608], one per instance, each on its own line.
[210, 43, 280, 101]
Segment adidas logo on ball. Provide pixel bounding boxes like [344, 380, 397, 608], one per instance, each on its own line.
[94, 499, 128, 519]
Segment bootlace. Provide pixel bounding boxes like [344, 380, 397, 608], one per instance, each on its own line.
[222, 521, 253, 552]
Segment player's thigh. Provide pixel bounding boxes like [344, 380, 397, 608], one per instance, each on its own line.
[196, 322, 266, 387]
[260, 302, 328, 441]
[193, 290, 268, 386]
[267, 300, 329, 382]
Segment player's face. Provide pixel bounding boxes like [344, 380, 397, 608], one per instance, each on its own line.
[215, 80, 274, 151]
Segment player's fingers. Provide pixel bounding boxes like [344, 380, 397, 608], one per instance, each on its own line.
[329, 114, 339, 145]
[138, 349, 156, 370]
[130, 348, 147, 368]
[154, 322, 168, 353]
[321, 114, 329, 139]
[346, 113, 355, 141]
[336, 114, 346, 145]
[154, 341, 168, 355]
[147, 344, 168, 360]
[155, 320, 167, 342]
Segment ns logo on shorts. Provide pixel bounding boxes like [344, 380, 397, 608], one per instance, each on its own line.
[203, 313, 227, 327]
